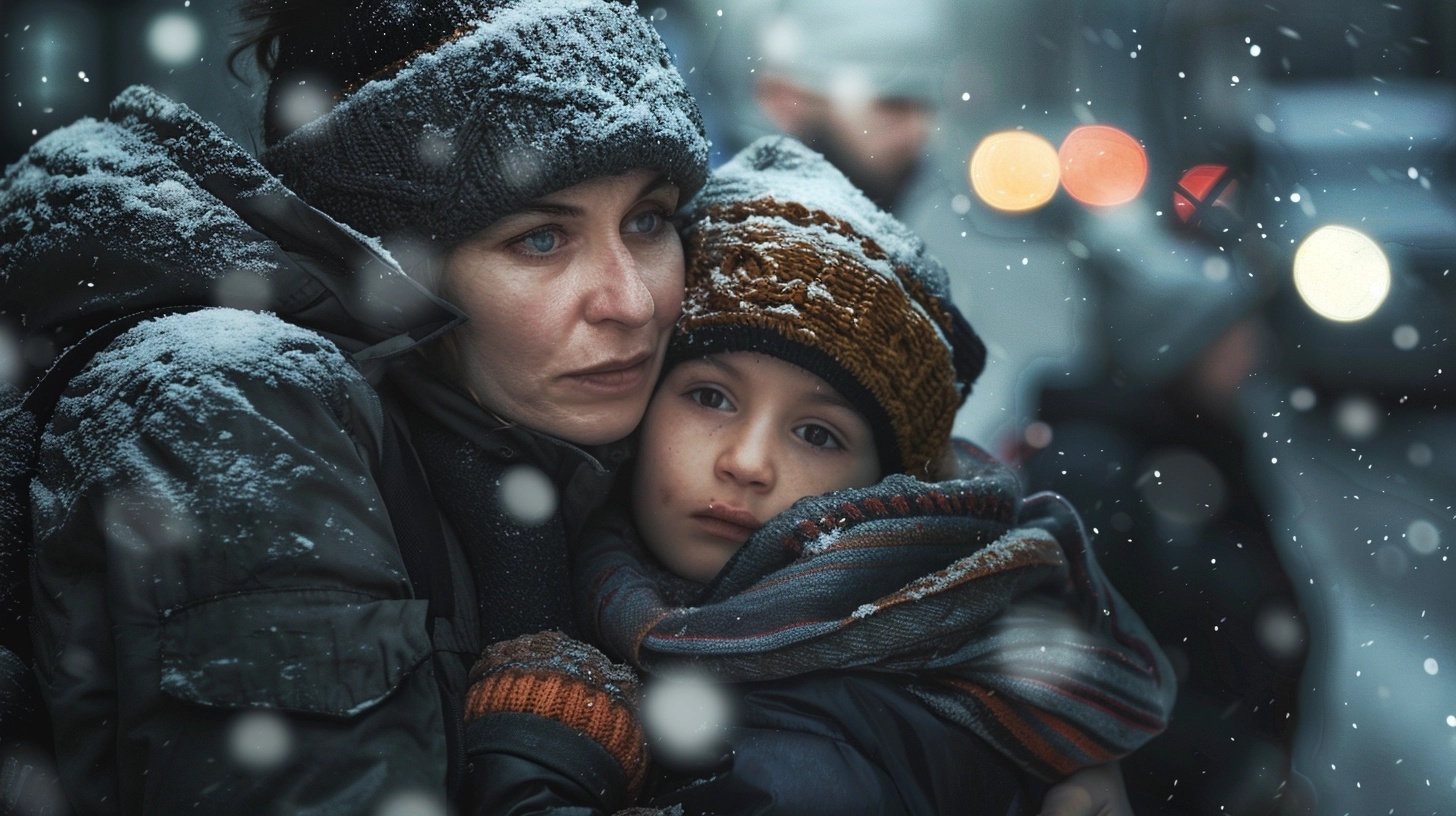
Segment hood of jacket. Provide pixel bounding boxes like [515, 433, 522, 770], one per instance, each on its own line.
[0, 85, 463, 383]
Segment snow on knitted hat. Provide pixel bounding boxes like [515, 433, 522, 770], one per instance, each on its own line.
[261, 0, 707, 247]
[671, 136, 986, 479]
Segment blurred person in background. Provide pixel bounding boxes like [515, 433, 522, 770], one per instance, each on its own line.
[660, 0, 1094, 450]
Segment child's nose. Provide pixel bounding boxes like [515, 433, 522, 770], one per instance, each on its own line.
[716, 424, 776, 489]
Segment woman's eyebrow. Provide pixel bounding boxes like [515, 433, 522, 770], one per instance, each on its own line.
[521, 174, 678, 218]
[637, 173, 676, 199]
[516, 202, 582, 218]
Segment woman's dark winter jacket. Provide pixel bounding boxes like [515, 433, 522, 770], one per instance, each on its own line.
[561, 443, 1177, 815]
[2, 87, 626, 815]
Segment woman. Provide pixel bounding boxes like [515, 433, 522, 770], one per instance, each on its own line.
[4, 0, 1130, 813]
[10, 1, 703, 813]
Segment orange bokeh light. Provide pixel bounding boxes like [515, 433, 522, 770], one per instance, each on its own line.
[1058, 125, 1148, 207]
[968, 130, 1061, 213]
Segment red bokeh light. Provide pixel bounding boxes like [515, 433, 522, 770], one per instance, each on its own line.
[1173, 163, 1243, 230]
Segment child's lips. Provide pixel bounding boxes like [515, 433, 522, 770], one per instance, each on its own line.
[691, 505, 761, 544]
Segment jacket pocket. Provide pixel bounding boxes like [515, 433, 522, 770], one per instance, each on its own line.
[158, 589, 432, 718]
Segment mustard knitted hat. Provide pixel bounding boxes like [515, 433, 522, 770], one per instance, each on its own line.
[670, 136, 985, 479]
[259, 0, 707, 247]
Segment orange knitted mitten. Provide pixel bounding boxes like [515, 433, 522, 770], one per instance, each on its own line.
[465, 630, 648, 795]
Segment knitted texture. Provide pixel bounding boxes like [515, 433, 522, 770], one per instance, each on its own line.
[672, 136, 985, 478]
[263, 0, 707, 247]
[576, 442, 1176, 780]
[465, 630, 648, 794]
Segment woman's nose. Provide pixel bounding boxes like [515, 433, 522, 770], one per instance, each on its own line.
[583, 235, 656, 328]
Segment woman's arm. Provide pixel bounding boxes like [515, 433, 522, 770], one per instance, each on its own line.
[30, 311, 446, 815]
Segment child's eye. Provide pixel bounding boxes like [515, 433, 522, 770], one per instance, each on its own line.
[795, 423, 843, 450]
[688, 387, 732, 411]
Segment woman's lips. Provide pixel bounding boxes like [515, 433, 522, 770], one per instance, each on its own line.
[564, 352, 652, 395]
[691, 504, 761, 545]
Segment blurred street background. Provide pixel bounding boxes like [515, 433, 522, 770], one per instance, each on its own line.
[4, 1, 1455, 813]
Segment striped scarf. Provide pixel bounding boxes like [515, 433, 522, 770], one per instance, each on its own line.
[574, 443, 1175, 780]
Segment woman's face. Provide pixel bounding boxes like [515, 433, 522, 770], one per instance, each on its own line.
[443, 170, 684, 445]
[632, 352, 883, 583]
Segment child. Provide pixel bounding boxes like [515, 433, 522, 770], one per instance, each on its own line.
[461, 137, 1175, 815]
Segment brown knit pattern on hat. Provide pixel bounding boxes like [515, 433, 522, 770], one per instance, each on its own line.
[681, 197, 959, 479]
[465, 631, 648, 795]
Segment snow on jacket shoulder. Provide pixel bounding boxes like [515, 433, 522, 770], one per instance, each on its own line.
[5, 86, 464, 816]
[31, 308, 447, 815]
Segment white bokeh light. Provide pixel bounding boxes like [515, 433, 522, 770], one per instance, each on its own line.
[1289, 386, 1317, 411]
[1408, 442, 1434, 467]
[1333, 394, 1380, 440]
[374, 791, 448, 816]
[275, 82, 334, 137]
[0, 324, 21, 387]
[1425, 658, 1439, 676]
[643, 672, 730, 765]
[147, 12, 203, 66]
[1138, 449, 1226, 526]
[1392, 324, 1419, 350]
[1203, 255, 1230, 282]
[1292, 225, 1391, 322]
[417, 131, 456, 168]
[501, 145, 546, 192]
[213, 269, 273, 311]
[102, 489, 198, 553]
[1407, 520, 1441, 555]
[228, 710, 292, 772]
[498, 464, 557, 526]
[1256, 603, 1305, 660]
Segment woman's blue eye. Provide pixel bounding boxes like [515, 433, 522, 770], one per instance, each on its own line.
[628, 212, 661, 234]
[796, 424, 842, 450]
[523, 230, 558, 253]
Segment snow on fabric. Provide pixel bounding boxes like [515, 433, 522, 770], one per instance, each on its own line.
[685, 136, 956, 310]
[32, 308, 362, 550]
[264, 0, 707, 246]
[1, 92, 281, 287]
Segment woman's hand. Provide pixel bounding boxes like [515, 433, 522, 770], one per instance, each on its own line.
[1038, 762, 1133, 816]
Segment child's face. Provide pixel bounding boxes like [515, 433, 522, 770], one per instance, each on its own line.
[632, 351, 882, 582]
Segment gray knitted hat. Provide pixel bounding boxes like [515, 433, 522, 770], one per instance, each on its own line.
[262, 0, 708, 247]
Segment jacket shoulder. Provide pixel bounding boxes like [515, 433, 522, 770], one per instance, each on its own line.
[0, 88, 290, 346]
[37, 309, 382, 509]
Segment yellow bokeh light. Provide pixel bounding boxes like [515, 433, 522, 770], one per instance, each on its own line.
[1292, 225, 1391, 322]
[969, 130, 1060, 213]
